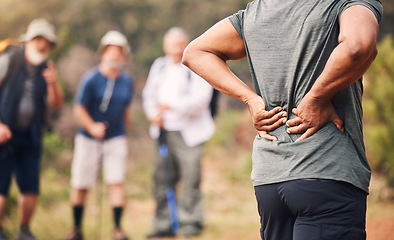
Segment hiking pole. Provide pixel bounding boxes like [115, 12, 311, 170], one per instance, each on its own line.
[96, 122, 108, 240]
[158, 130, 180, 234]
[96, 138, 104, 240]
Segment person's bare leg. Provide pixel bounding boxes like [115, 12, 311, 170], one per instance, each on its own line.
[0, 195, 7, 227]
[18, 194, 38, 226]
[70, 188, 88, 229]
[71, 188, 88, 206]
[108, 183, 125, 207]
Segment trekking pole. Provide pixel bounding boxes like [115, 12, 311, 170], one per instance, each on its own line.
[96, 138, 103, 240]
[96, 122, 108, 240]
[158, 130, 180, 234]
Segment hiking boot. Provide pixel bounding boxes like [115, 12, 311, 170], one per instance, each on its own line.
[0, 228, 9, 240]
[15, 228, 38, 240]
[146, 229, 175, 239]
[63, 227, 83, 240]
[183, 224, 202, 238]
[112, 228, 129, 240]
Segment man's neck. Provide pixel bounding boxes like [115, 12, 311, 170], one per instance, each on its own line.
[168, 56, 182, 64]
[99, 65, 120, 79]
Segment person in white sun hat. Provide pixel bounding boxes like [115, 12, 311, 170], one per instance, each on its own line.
[0, 18, 63, 240]
[63, 30, 133, 240]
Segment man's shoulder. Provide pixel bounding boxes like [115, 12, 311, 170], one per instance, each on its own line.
[77, 68, 103, 93]
[81, 67, 101, 82]
[0, 45, 26, 82]
[2, 45, 23, 55]
[1, 45, 25, 64]
[119, 71, 133, 85]
[151, 56, 167, 69]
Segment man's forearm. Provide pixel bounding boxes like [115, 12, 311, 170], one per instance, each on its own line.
[183, 48, 257, 105]
[124, 107, 131, 134]
[309, 41, 377, 101]
[47, 81, 64, 109]
[73, 104, 94, 131]
[183, 18, 287, 140]
[183, 19, 258, 105]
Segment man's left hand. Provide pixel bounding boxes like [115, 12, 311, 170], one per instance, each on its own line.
[286, 93, 344, 142]
[42, 61, 57, 85]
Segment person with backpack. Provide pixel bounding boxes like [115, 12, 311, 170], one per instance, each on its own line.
[142, 27, 215, 238]
[63, 30, 133, 240]
[0, 19, 63, 240]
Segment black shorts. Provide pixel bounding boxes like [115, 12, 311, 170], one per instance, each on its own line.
[0, 130, 41, 195]
[255, 179, 367, 240]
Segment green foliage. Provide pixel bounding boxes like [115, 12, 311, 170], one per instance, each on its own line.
[208, 109, 243, 148]
[0, 0, 251, 80]
[41, 131, 73, 175]
[364, 35, 394, 186]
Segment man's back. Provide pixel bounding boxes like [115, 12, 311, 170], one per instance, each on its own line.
[229, 0, 383, 192]
[182, 1, 382, 238]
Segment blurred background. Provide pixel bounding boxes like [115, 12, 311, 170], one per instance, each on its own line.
[0, 0, 394, 239]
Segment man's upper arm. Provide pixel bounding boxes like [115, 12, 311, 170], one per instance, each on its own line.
[75, 78, 93, 108]
[338, 4, 381, 54]
[189, 18, 246, 61]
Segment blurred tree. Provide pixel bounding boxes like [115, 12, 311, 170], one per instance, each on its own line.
[0, 0, 252, 80]
[364, 35, 394, 186]
[1, 0, 392, 80]
[1, 1, 394, 181]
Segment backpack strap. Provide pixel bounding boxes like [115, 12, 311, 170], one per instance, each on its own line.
[0, 39, 21, 55]
[0, 45, 26, 125]
[1, 45, 25, 85]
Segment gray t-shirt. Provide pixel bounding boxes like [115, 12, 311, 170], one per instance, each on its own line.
[15, 64, 36, 129]
[229, 0, 383, 193]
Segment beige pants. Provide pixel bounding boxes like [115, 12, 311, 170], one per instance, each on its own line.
[71, 134, 128, 188]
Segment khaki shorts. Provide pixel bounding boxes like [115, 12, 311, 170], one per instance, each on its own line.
[71, 134, 128, 188]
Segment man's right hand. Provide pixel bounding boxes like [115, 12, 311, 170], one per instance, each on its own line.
[0, 122, 12, 144]
[246, 95, 287, 141]
[88, 122, 107, 140]
[150, 103, 170, 129]
[150, 114, 164, 129]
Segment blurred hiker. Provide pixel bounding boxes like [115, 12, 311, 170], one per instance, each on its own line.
[0, 19, 63, 240]
[142, 27, 215, 238]
[183, 0, 382, 240]
[63, 31, 133, 240]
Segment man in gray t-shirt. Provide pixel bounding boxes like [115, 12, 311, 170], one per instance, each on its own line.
[183, 0, 382, 239]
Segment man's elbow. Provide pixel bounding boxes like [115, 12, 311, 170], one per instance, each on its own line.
[182, 44, 197, 69]
[73, 104, 82, 119]
[51, 102, 62, 110]
[181, 47, 191, 68]
[54, 98, 64, 109]
[346, 38, 377, 63]
[48, 97, 63, 110]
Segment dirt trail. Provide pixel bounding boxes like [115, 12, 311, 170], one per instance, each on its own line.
[367, 217, 394, 240]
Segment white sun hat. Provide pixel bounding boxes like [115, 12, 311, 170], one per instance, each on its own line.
[20, 19, 57, 45]
[99, 30, 130, 56]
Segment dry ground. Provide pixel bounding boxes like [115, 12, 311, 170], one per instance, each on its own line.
[2, 109, 394, 239]
[2, 153, 394, 240]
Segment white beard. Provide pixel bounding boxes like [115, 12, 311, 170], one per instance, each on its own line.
[26, 46, 48, 66]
